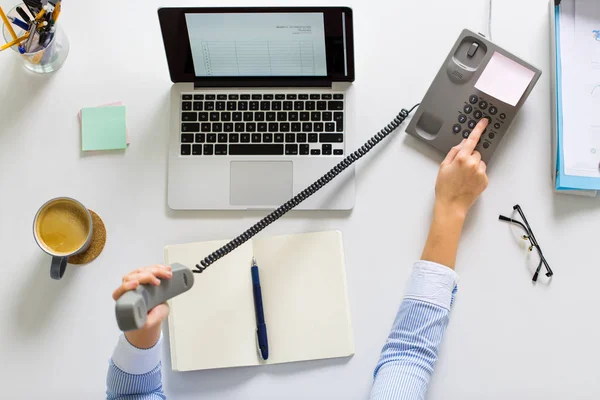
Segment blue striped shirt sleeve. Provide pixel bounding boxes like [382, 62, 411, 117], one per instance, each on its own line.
[106, 334, 166, 400]
[370, 261, 459, 400]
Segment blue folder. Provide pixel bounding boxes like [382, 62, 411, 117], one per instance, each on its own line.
[553, 5, 600, 192]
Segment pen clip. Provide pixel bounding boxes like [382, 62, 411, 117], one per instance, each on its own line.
[255, 329, 265, 361]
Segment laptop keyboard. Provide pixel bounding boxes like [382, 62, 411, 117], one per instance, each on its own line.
[180, 93, 345, 156]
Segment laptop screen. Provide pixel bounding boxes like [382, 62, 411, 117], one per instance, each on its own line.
[185, 13, 328, 77]
[158, 7, 355, 84]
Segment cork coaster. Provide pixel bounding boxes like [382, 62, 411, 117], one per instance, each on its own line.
[69, 209, 106, 265]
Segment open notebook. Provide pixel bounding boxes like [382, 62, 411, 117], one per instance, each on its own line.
[164, 231, 354, 371]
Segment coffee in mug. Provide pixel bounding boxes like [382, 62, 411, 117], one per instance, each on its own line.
[33, 198, 93, 280]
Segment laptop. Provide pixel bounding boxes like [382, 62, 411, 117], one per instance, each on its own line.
[158, 7, 356, 210]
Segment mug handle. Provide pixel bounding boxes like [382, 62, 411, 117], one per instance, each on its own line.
[50, 256, 68, 280]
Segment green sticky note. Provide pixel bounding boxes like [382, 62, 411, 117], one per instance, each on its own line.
[81, 106, 127, 151]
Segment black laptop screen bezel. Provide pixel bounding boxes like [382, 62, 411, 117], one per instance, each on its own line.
[158, 7, 355, 84]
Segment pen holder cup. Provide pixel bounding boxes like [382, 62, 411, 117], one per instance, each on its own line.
[1, 4, 69, 73]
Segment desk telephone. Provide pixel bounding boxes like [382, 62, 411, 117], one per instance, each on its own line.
[115, 30, 542, 330]
[406, 29, 542, 161]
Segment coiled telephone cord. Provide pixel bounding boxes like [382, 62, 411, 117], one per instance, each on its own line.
[195, 103, 420, 273]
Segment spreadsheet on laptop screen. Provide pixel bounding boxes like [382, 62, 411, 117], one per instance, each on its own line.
[185, 13, 328, 77]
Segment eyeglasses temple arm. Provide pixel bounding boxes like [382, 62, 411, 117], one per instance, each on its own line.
[532, 259, 543, 282]
[498, 215, 529, 233]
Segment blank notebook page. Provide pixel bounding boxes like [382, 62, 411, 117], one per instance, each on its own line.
[165, 240, 256, 371]
[164, 231, 354, 372]
[252, 231, 354, 365]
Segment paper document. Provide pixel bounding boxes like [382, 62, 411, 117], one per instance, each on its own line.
[474, 52, 536, 107]
[185, 13, 327, 77]
[560, 0, 600, 178]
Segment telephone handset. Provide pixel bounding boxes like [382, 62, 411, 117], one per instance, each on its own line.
[406, 29, 542, 162]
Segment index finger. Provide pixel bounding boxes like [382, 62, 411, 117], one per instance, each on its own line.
[459, 118, 489, 157]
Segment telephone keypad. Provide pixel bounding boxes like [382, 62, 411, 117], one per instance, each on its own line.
[457, 95, 506, 150]
[452, 94, 506, 149]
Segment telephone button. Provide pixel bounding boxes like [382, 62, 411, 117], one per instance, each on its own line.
[473, 110, 483, 119]
[488, 132, 496, 139]
[494, 123, 501, 129]
[464, 105, 473, 114]
[453, 124, 462, 134]
[489, 106, 498, 115]
[483, 142, 490, 149]
[500, 113, 506, 120]
[469, 95, 479, 104]
[462, 130, 471, 138]
[479, 101, 488, 110]
[458, 114, 467, 124]
[468, 120, 477, 129]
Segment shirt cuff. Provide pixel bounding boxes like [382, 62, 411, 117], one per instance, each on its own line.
[111, 333, 162, 375]
[404, 260, 459, 311]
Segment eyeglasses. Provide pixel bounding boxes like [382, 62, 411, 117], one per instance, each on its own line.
[499, 204, 554, 282]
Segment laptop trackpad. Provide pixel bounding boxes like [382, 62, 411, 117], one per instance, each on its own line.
[230, 161, 293, 206]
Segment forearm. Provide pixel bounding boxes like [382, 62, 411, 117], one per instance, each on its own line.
[106, 334, 166, 400]
[421, 202, 466, 269]
[370, 261, 458, 400]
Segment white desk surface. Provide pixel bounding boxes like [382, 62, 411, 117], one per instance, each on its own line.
[1, 0, 599, 398]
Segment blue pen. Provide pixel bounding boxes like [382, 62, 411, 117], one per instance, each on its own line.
[8, 16, 29, 31]
[251, 257, 269, 360]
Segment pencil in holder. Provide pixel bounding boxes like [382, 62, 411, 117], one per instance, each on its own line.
[1, 3, 69, 73]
